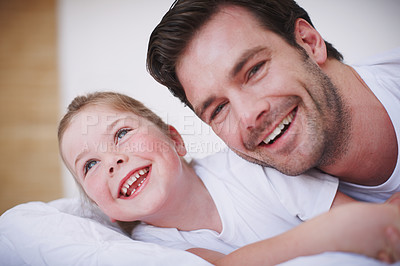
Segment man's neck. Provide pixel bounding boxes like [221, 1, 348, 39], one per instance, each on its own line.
[319, 61, 397, 185]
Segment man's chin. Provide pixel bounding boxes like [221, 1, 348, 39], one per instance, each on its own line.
[233, 148, 314, 176]
[232, 149, 270, 167]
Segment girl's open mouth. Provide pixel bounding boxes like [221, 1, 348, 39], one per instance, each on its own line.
[119, 166, 150, 198]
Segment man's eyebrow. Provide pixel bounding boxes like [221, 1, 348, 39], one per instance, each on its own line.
[230, 46, 266, 78]
[197, 96, 216, 120]
[196, 47, 267, 119]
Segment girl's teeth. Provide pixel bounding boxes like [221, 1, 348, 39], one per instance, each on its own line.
[120, 168, 149, 196]
[137, 178, 146, 188]
[127, 177, 136, 186]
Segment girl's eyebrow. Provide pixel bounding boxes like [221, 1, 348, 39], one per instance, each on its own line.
[73, 118, 124, 170]
[74, 150, 88, 171]
[106, 118, 124, 132]
[106, 115, 140, 132]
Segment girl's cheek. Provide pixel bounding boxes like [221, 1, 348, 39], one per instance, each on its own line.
[85, 179, 104, 201]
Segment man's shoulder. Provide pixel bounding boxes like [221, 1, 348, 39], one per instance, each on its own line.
[354, 47, 400, 68]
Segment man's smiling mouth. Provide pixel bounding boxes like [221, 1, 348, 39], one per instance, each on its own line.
[120, 166, 150, 197]
[262, 108, 296, 145]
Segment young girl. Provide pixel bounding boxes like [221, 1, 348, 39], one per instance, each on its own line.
[58, 91, 400, 265]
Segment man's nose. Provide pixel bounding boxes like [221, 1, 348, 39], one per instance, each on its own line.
[233, 92, 270, 131]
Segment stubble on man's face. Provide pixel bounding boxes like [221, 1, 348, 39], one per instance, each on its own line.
[240, 51, 351, 176]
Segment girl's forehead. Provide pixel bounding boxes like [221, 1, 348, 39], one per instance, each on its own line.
[75, 105, 142, 127]
[61, 105, 144, 169]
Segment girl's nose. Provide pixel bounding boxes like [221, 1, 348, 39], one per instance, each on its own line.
[109, 158, 124, 174]
[107, 153, 128, 176]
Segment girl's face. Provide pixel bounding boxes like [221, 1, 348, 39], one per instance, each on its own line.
[61, 104, 186, 223]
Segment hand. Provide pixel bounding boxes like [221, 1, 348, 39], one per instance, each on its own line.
[385, 192, 400, 205]
[378, 195, 400, 264]
[377, 226, 400, 263]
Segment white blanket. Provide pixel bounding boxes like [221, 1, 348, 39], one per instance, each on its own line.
[0, 199, 210, 266]
[0, 198, 394, 266]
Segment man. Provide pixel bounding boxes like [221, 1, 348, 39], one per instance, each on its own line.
[147, 0, 400, 202]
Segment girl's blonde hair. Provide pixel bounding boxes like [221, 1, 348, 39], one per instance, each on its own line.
[58, 91, 169, 147]
[58, 91, 170, 233]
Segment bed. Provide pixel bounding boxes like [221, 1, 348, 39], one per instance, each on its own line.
[0, 198, 390, 265]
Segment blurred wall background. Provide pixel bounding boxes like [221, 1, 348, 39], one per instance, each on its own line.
[1, 0, 400, 213]
[0, 0, 62, 214]
[58, 0, 400, 198]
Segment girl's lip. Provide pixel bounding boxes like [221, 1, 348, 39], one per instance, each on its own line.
[118, 165, 151, 198]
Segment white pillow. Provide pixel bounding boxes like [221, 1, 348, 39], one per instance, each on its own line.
[0, 198, 210, 266]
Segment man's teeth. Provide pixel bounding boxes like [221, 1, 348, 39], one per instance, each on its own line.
[120, 167, 149, 196]
[263, 111, 294, 145]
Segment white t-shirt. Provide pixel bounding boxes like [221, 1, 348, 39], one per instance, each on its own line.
[339, 47, 400, 202]
[133, 149, 338, 254]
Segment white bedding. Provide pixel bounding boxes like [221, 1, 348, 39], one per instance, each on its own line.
[0, 199, 210, 266]
[0, 198, 394, 266]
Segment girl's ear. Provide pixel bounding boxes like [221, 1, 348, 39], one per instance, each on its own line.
[168, 125, 187, 156]
[294, 18, 327, 65]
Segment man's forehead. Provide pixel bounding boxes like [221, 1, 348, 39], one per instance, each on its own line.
[177, 5, 270, 118]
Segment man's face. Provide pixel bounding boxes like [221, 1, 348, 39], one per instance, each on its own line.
[176, 6, 350, 175]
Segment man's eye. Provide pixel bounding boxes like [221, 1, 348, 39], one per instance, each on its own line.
[84, 160, 98, 175]
[248, 62, 265, 80]
[210, 102, 227, 121]
[115, 128, 132, 144]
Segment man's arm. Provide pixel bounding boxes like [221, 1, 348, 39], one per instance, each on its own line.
[189, 202, 400, 265]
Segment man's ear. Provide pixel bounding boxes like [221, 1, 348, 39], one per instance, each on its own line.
[294, 18, 327, 65]
[168, 125, 187, 156]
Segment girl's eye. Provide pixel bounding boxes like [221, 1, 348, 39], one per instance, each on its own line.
[248, 62, 265, 80]
[84, 160, 98, 175]
[115, 128, 132, 144]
